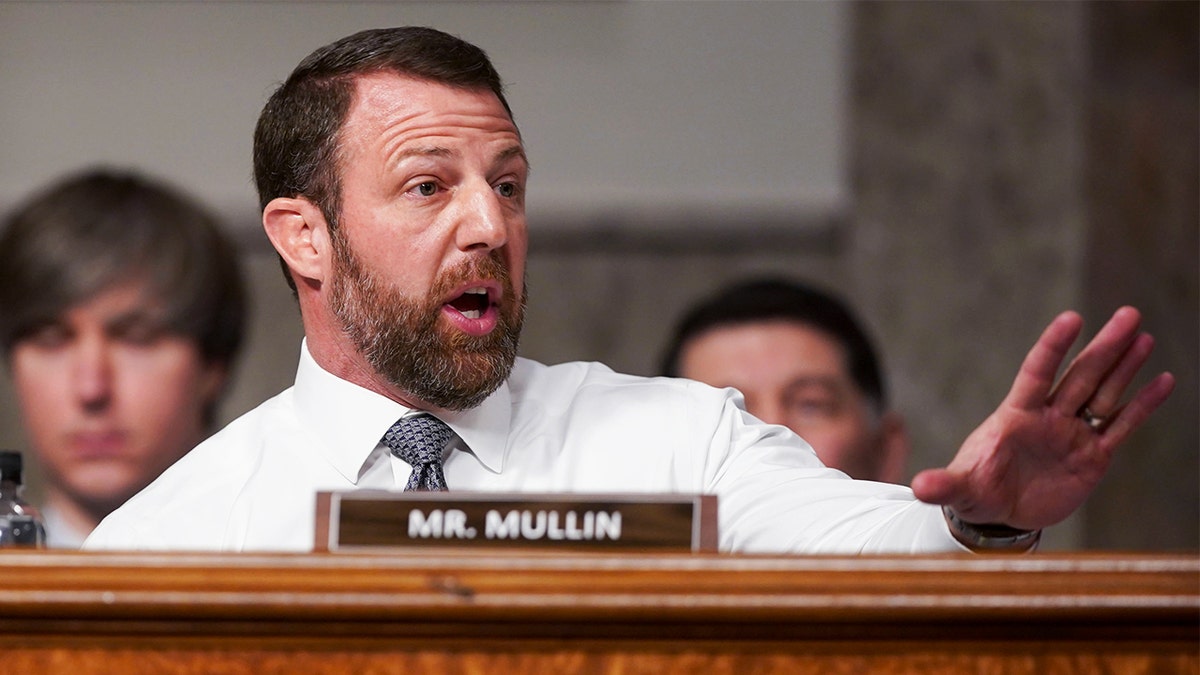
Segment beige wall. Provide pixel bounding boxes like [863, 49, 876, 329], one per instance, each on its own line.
[0, 1, 849, 233]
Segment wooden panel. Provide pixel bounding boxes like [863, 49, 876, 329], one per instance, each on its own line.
[0, 551, 1195, 674]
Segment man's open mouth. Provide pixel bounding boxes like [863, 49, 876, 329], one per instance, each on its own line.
[447, 287, 491, 319]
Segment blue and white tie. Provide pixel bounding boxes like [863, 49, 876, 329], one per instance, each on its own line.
[382, 414, 454, 491]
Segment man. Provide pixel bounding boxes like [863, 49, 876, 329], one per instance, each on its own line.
[85, 27, 1173, 554]
[0, 169, 246, 547]
[661, 278, 908, 483]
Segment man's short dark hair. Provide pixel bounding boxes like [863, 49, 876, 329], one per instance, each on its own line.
[0, 168, 247, 372]
[252, 26, 513, 292]
[660, 278, 888, 413]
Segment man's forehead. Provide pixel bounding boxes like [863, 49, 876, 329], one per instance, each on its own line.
[338, 72, 524, 171]
[691, 320, 855, 378]
[20, 285, 169, 334]
[347, 71, 517, 132]
[79, 282, 167, 315]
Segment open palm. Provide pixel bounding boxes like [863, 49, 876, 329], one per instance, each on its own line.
[912, 307, 1175, 531]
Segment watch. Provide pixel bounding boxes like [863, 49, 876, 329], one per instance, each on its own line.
[942, 505, 1042, 552]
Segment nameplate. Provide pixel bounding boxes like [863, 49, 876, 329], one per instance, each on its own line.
[314, 491, 718, 552]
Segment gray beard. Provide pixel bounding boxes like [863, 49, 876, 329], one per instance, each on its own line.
[327, 233, 524, 411]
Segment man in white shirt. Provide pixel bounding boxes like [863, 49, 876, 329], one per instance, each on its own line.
[86, 27, 1174, 554]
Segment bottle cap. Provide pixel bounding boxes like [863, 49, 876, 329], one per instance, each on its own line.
[0, 451, 22, 483]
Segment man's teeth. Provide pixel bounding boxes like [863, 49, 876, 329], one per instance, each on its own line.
[459, 288, 488, 319]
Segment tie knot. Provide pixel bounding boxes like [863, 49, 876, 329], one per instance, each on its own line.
[382, 414, 454, 492]
[383, 414, 454, 466]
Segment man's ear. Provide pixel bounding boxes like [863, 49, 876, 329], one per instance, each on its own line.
[198, 361, 230, 410]
[262, 197, 331, 284]
[877, 410, 911, 485]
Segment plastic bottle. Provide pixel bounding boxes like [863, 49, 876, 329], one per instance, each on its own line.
[0, 450, 46, 548]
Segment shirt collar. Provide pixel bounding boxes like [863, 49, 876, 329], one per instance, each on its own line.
[292, 339, 510, 482]
[439, 373, 510, 474]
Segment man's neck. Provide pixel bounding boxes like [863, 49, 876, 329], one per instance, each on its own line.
[304, 335, 438, 412]
[42, 490, 104, 547]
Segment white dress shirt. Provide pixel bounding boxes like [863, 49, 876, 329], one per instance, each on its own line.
[85, 341, 962, 554]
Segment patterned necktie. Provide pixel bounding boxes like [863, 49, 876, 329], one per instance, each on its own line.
[382, 414, 454, 491]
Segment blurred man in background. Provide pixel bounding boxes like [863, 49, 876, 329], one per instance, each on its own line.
[661, 278, 908, 483]
[0, 169, 246, 546]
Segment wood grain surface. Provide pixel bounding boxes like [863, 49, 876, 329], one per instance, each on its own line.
[0, 550, 1195, 674]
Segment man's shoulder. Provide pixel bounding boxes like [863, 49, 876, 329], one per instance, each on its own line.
[508, 357, 734, 413]
[514, 356, 727, 387]
[172, 386, 295, 474]
[84, 388, 297, 551]
[208, 386, 297, 444]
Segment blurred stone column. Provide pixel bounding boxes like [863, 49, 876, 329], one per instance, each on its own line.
[1081, 1, 1198, 550]
[848, 1, 1197, 550]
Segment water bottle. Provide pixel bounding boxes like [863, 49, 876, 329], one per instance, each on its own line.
[0, 450, 46, 548]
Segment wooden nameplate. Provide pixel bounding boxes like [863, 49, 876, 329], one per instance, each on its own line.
[315, 491, 718, 552]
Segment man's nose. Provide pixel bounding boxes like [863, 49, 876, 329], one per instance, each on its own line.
[72, 337, 113, 411]
[454, 183, 509, 252]
[751, 399, 788, 427]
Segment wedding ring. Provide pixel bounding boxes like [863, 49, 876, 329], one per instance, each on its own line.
[1079, 406, 1107, 431]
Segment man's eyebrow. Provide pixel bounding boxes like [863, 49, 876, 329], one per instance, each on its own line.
[494, 145, 527, 164]
[394, 146, 456, 162]
[389, 145, 526, 168]
[785, 376, 844, 393]
[105, 308, 170, 330]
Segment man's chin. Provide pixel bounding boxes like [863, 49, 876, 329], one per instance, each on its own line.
[66, 472, 148, 513]
[400, 350, 515, 411]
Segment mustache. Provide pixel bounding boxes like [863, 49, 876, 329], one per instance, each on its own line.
[430, 252, 513, 301]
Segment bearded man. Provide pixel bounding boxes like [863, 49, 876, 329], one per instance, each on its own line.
[87, 27, 1173, 554]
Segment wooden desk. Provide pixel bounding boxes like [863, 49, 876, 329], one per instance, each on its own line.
[0, 550, 1196, 674]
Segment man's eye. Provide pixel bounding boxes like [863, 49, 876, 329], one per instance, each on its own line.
[23, 324, 71, 349]
[115, 325, 163, 345]
[496, 182, 517, 198]
[788, 398, 838, 418]
[110, 317, 168, 346]
[415, 182, 438, 197]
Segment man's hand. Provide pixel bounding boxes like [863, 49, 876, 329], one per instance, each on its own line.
[910, 307, 1175, 531]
